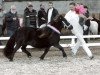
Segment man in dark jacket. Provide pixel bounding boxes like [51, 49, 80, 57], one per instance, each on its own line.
[23, 4, 37, 28]
[5, 5, 20, 36]
[38, 4, 46, 27]
[47, 2, 59, 23]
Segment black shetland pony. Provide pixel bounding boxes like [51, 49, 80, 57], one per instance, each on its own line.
[4, 15, 73, 61]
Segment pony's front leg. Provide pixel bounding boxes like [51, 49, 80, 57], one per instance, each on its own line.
[40, 47, 50, 60]
[54, 44, 67, 58]
[21, 45, 32, 58]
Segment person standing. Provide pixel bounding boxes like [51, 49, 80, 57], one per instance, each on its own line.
[38, 4, 46, 27]
[47, 2, 59, 23]
[24, 2, 32, 13]
[0, 4, 5, 35]
[23, 4, 37, 28]
[5, 5, 20, 36]
[0, 4, 5, 45]
[64, 2, 93, 59]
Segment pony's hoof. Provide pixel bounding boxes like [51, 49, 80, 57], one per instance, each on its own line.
[28, 55, 32, 58]
[63, 54, 67, 57]
[9, 59, 13, 62]
[39, 57, 44, 60]
[89, 56, 94, 60]
[64, 56, 67, 59]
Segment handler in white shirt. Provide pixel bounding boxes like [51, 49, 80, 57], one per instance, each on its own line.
[64, 2, 93, 59]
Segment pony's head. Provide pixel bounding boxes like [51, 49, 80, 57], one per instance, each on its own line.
[49, 14, 66, 31]
[51, 14, 73, 30]
[53, 14, 65, 23]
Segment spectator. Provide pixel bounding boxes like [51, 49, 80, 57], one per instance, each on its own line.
[24, 2, 32, 13]
[0, 4, 5, 45]
[47, 2, 59, 23]
[0, 4, 5, 35]
[38, 4, 46, 27]
[5, 5, 20, 36]
[23, 4, 37, 28]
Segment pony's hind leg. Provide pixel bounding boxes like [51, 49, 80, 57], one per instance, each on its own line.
[21, 45, 32, 58]
[54, 44, 67, 58]
[10, 42, 22, 61]
[40, 47, 50, 60]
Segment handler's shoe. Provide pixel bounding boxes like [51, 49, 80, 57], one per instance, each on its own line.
[89, 56, 94, 60]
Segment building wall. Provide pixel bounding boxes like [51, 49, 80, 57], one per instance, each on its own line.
[3, 1, 72, 15]
[3, 1, 100, 16]
[0, 0, 3, 4]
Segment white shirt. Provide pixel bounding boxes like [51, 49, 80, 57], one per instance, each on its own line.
[65, 10, 79, 23]
[48, 8, 53, 23]
[64, 10, 83, 35]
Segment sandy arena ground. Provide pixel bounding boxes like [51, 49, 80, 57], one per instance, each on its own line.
[0, 47, 100, 75]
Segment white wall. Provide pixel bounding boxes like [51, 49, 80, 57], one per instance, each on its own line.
[3, 1, 73, 15]
[0, 0, 3, 4]
[3, 1, 100, 15]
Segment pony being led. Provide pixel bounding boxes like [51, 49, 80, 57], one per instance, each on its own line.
[3, 15, 73, 61]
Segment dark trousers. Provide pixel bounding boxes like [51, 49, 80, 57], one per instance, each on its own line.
[83, 27, 89, 43]
[79, 17, 85, 26]
[0, 25, 2, 35]
[7, 30, 15, 37]
[83, 19, 90, 43]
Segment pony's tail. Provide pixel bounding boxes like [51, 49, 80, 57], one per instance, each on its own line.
[3, 31, 16, 60]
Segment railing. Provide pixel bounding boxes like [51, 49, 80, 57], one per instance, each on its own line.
[60, 35, 100, 47]
[0, 35, 100, 49]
